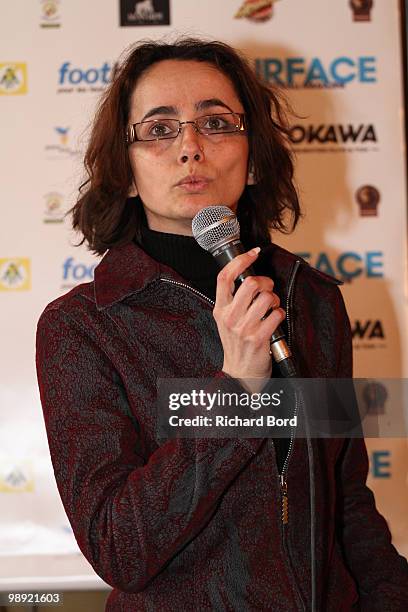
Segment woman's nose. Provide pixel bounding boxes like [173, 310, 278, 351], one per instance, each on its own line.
[177, 123, 204, 164]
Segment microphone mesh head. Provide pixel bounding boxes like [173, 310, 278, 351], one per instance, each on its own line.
[191, 205, 240, 252]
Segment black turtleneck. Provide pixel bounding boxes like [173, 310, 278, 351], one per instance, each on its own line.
[138, 222, 220, 301]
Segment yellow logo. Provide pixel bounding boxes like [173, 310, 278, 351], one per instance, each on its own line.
[235, 0, 279, 21]
[0, 258, 31, 291]
[0, 460, 34, 493]
[0, 63, 27, 95]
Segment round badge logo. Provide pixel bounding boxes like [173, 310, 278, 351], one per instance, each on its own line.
[356, 185, 380, 216]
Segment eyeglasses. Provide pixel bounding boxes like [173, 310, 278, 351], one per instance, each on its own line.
[126, 112, 246, 144]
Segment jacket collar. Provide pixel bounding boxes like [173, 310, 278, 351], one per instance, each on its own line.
[93, 239, 321, 310]
[94, 241, 189, 309]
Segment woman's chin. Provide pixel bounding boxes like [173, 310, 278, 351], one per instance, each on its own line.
[181, 198, 230, 217]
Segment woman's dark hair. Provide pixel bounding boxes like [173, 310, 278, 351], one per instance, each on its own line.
[71, 37, 301, 255]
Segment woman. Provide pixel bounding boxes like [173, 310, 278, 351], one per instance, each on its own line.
[36, 39, 408, 611]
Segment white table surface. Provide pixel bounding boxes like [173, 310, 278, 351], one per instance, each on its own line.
[0, 554, 111, 591]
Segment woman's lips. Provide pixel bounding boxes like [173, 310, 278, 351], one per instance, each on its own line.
[175, 176, 211, 193]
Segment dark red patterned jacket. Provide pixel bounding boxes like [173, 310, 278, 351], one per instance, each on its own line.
[36, 241, 408, 611]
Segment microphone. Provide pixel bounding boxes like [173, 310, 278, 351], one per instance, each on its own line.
[192, 205, 297, 378]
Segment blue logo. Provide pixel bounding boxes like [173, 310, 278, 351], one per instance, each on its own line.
[62, 257, 97, 282]
[297, 251, 384, 281]
[255, 56, 377, 88]
[55, 126, 69, 143]
[57, 62, 115, 92]
[370, 450, 391, 478]
[44, 126, 80, 159]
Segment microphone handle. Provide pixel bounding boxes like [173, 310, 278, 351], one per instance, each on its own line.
[212, 240, 297, 378]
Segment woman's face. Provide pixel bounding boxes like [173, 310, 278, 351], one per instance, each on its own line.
[127, 59, 249, 235]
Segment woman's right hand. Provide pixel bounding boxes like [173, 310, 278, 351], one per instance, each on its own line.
[213, 247, 286, 387]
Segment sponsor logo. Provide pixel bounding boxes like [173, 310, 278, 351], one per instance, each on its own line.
[44, 127, 81, 159]
[57, 61, 115, 94]
[120, 0, 170, 26]
[0, 460, 34, 492]
[40, 0, 61, 28]
[234, 0, 279, 22]
[296, 251, 384, 281]
[352, 319, 386, 349]
[255, 56, 377, 88]
[0, 258, 31, 291]
[61, 257, 97, 289]
[370, 450, 391, 478]
[350, 0, 373, 22]
[289, 123, 378, 154]
[43, 192, 65, 223]
[355, 185, 380, 216]
[0, 63, 27, 95]
[362, 381, 388, 415]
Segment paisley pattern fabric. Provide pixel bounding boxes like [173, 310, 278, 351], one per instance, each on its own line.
[36, 241, 408, 611]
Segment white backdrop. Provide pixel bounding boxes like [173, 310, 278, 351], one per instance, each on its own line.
[1, 0, 407, 585]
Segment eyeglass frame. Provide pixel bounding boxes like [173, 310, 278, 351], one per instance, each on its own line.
[125, 112, 247, 145]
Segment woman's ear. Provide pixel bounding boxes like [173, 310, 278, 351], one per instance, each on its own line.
[246, 159, 257, 185]
[128, 180, 138, 197]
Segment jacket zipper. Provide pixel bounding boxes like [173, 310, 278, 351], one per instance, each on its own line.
[285, 259, 301, 352]
[159, 277, 215, 307]
[278, 259, 301, 524]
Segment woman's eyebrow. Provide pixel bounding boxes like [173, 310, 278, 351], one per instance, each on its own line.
[141, 105, 178, 121]
[140, 99, 234, 122]
[196, 98, 234, 113]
